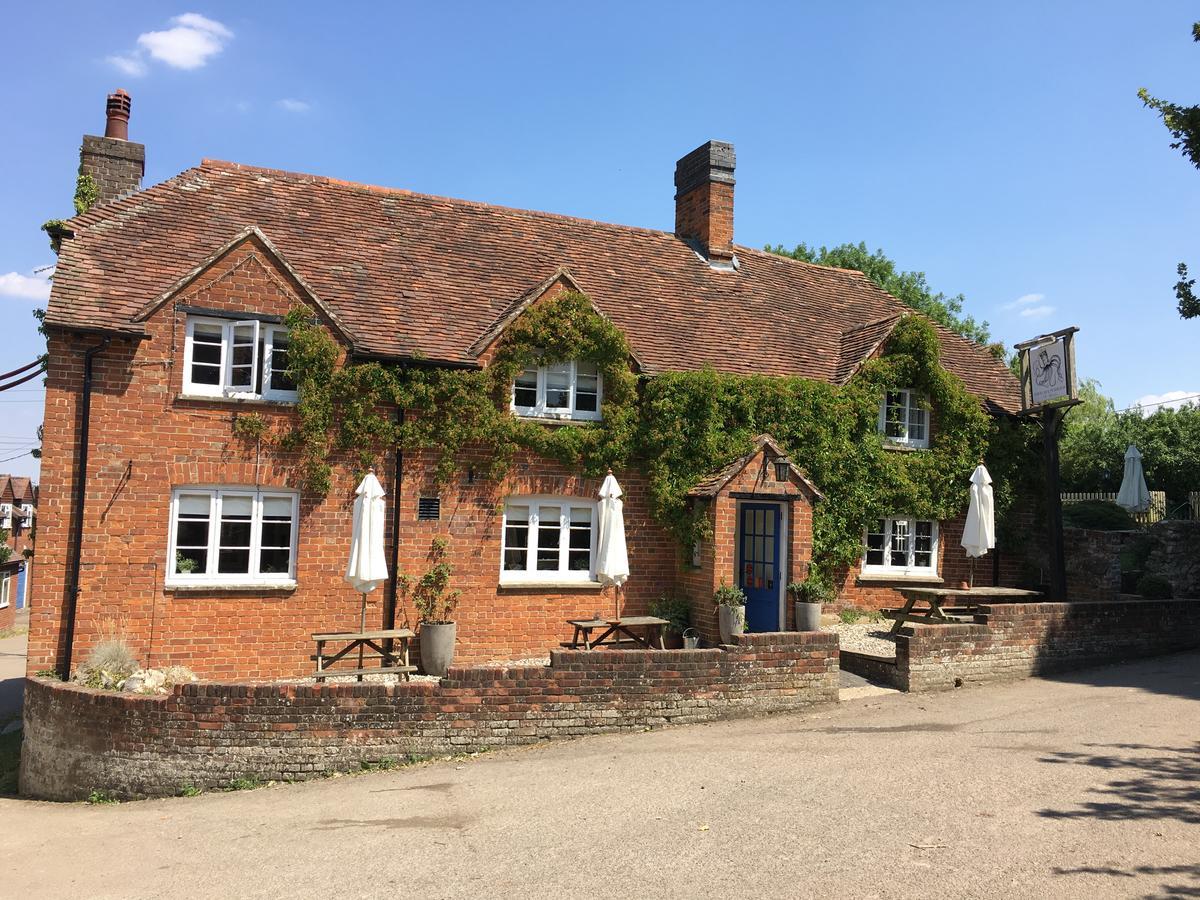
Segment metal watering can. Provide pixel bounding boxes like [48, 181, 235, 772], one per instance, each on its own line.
[682, 628, 700, 650]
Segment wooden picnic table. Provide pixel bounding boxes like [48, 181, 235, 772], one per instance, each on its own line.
[312, 628, 416, 682]
[883, 586, 1043, 634]
[564, 616, 669, 650]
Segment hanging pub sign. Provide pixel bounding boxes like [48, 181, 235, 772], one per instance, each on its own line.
[1015, 326, 1080, 415]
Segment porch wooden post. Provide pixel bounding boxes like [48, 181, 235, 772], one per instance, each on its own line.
[1042, 407, 1067, 602]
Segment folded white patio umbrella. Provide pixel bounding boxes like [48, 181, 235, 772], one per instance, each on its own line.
[1115, 444, 1151, 514]
[345, 468, 389, 630]
[596, 472, 629, 620]
[961, 464, 995, 586]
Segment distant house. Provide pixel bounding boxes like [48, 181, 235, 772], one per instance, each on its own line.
[30, 92, 1026, 679]
[0, 474, 36, 631]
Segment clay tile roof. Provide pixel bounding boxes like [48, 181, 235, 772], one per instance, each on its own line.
[0, 476, 34, 506]
[45, 158, 1022, 412]
[689, 434, 824, 500]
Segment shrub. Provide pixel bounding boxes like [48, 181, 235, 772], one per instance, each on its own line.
[76, 638, 138, 690]
[788, 576, 835, 604]
[407, 537, 461, 624]
[1137, 574, 1173, 600]
[1119, 536, 1154, 573]
[838, 608, 862, 625]
[713, 580, 747, 608]
[649, 594, 692, 633]
[1062, 500, 1138, 531]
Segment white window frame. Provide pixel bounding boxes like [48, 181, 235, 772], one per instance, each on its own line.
[183, 315, 298, 403]
[165, 487, 299, 587]
[0, 575, 9, 609]
[878, 388, 930, 449]
[499, 496, 599, 583]
[510, 360, 603, 422]
[862, 516, 939, 576]
[0, 504, 10, 531]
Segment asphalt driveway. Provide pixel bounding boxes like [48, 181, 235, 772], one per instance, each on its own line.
[3, 651, 1199, 899]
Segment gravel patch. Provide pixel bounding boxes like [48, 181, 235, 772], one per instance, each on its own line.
[828, 622, 896, 658]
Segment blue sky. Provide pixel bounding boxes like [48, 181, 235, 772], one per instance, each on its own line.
[2, 1, 1198, 481]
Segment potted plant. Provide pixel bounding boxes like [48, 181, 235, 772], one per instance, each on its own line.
[714, 580, 748, 644]
[788, 575, 832, 631]
[411, 537, 461, 677]
[649, 593, 692, 648]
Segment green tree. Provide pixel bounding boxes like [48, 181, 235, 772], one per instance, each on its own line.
[1138, 21, 1200, 318]
[766, 241, 997, 352]
[1061, 381, 1200, 508]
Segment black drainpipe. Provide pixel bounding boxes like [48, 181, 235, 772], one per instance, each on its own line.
[383, 409, 404, 632]
[60, 337, 110, 679]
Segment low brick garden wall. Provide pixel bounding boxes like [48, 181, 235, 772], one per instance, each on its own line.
[20, 632, 838, 801]
[843, 599, 1200, 693]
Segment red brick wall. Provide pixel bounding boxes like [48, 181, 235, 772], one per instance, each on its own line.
[679, 453, 817, 644]
[19, 631, 839, 800]
[674, 181, 734, 261]
[29, 237, 682, 678]
[897, 599, 1200, 692]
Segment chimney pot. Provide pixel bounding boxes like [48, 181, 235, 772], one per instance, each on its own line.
[674, 141, 736, 267]
[104, 89, 132, 141]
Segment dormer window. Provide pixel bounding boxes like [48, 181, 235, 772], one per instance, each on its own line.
[879, 389, 929, 449]
[511, 360, 602, 421]
[183, 316, 298, 402]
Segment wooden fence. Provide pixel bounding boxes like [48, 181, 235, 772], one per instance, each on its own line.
[1061, 491, 1168, 525]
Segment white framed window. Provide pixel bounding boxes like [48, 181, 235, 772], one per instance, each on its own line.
[500, 497, 597, 582]
[166, 487, 299, 586]
[863, 516, 938, 575]
[879, 389, 929, 448]
[511, 360, 603, 421]
[183, 316, 298, 402]
[0, 575, 9, 609]
[0, 504, 10, 530]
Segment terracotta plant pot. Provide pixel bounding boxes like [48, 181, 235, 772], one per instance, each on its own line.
[718, 605, 746, 644]
[419, 622, 457, 677]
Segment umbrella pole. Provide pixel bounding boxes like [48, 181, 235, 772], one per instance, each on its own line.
[969, 558, 975, 589]
[358, 592, 367, 682]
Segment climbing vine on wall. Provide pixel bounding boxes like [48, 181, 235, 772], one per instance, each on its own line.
[639, 316, 996, 574]
[281, 290, 639, 492]
[279, 298, 1024, 578]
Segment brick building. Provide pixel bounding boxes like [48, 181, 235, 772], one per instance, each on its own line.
[0, 474, 36, 631]
[30, 92, 1025, 680]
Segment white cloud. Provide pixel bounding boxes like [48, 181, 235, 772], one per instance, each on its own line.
[276, 99, 311, 113]
[1004, 293, 1044, 310]
[106, 53, 147, 77]
[1018, 305, 1056, 319]
[108, 12, 233, 75]
[0, 268, 54, 302]
[1132, 390, 1200, 414]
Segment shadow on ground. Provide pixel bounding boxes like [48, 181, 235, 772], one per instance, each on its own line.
[1053, 863, 1200, 899]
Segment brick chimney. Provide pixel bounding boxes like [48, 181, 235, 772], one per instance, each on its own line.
[78, 89, 145, 206]
[674, 141, 735, 267]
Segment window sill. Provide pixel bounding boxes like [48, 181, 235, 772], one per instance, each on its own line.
[498, 579, 606, 592]
[881, 441, 928, 452]
[511, 414, 602, 428]
[176, 393, 298, 408]
[165, 580, 298, 593]
[857, 573, 944, 585]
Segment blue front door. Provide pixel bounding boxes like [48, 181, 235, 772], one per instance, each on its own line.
[738, 503, 781, 632]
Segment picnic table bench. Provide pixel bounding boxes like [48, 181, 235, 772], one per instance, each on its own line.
[883, 586, 1044, 634]
[564, 616, 669, 650]
[312, 628, 416, 682]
